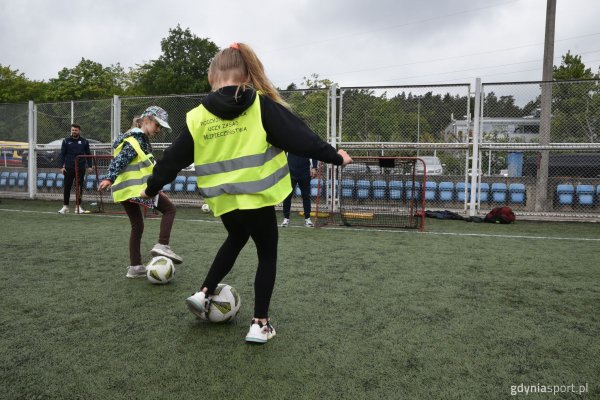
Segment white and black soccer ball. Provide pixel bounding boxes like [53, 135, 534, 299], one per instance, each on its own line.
[146, 256, 176, 284]
[201, 203, 211, 213]
[207, 284, 241, 323]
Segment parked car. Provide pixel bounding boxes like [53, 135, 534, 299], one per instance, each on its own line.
[416, 156, 445, 176]
[21, 139, 109, 167]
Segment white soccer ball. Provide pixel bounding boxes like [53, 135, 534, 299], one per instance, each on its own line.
[146, 256, 176, 284]
[201, 203, 211, 213]
[207, 284, 241, 323]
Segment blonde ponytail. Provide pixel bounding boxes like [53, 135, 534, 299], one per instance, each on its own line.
[208, 42, 289, 108]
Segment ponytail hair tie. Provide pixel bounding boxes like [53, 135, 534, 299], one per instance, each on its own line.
[230, 42, 240, 50]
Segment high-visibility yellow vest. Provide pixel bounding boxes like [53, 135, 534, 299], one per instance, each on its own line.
[111, 136, 155, 203]
[187, 93, 291, 217]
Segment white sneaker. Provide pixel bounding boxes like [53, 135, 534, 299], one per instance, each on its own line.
[304, 218, 314, 227]
[126, 265, 146, 278]
[77, 206, 87, 214]
[185, 291, 211, 320]
[245, 319, 276, 344]
[280, 218, 290, 227]
[151, 243, 183, 264]
[58, 206, 69, 214]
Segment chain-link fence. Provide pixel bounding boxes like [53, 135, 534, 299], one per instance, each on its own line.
[2, 81, 600, 219]
[478, 81, 600, 216]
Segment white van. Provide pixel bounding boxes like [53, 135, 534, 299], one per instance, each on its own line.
[416, 156, 444, 176]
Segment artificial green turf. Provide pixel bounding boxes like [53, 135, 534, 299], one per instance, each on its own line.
[0, 199, 598, 399]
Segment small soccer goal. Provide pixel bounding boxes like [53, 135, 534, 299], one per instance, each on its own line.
[75, 154, 120, 214]
[313, 156, 426, 230]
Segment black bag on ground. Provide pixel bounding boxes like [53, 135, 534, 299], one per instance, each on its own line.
[425, 210, 467, 220]
[484, 207, 516, 224]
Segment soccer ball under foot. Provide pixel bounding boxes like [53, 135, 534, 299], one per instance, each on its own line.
[207, 284, 241, 323]
[146, 256, 176, 284]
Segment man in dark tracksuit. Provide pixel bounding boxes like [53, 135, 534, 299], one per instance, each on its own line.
[281, 153, 318, 227]
[58, 124, 92, 214]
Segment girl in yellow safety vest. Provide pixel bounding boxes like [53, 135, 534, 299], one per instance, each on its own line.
[99, 106, 183, 279]
[141, 43, 352, 344]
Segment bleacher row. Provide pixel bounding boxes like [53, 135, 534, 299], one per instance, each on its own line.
[1, 172, 599, 207]
[83, 175, 199, 193]
[337, 180, 528, 203]
[336, 179, 600, 207]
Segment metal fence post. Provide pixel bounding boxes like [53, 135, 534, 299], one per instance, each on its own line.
[112, 95, 121, 142]
[468, 78, 482, 216]
[27, 101, 36, 199]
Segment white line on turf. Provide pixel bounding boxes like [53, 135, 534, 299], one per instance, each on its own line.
[2, 207, 599, 242]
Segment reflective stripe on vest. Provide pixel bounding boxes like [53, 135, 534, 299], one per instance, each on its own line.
[187, 93, 291, 216]
[111, 137, 155, 202]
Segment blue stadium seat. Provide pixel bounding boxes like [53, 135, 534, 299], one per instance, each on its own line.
[0, 171, 9, 187]
[310, 178, 324, 197]
[45, 172, 57, 188]
[174, 175, 186, 192]
[356, 180, 370, 199]
[556, 184, 574, 205]
[576, 184, 594, 206]
[186, 176, 197, 192]
[455, 182, 471, 203]
[162, 182, 172, 192]
[341, 179, 354, 198]
[388, 180, 402, 200]
[8, 171, 18, 186]
[597, 185, 600, 204]
[438, 181, 454, 202]
[36, 172, 47, 188]
[491, 182, 508, 203]
[509, 183, 526, 204]
[55, 173, 64, 188]
[424, 181, 437, 201]
[405, 181, 421, 200]
[478, 182, 490, 203]
[294, 185, 301, 196]
[372, 180, 387, 199]
[17, 172, 28, 187]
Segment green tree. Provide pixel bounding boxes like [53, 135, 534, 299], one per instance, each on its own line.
[46, 58, 125, 100]
[553, 51, 596, 80]
[551, 51, 600, 142]
[301, 73, 333, 89]
[135, 25, 219, 95]
[483, 92, 524, 118]
[0, 64, 49, 102]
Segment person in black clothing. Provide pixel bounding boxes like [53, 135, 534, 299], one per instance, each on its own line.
[57, 124, 92, 214]
[141, 42, 352, 344]
[281, 154, 318, 227]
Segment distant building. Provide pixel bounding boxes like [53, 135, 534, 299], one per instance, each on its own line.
[444, 117, 540, 143]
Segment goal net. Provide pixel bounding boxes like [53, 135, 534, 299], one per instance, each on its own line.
[75, 155, 122, 214]
[314, 156, 426, 230]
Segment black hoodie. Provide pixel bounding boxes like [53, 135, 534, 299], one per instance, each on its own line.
[145, 86, 343, 197]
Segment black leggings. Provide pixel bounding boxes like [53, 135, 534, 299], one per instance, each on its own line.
[202, 206, 278, 319]
[63, 167, 85, 206]
[282, 174, 312, 219]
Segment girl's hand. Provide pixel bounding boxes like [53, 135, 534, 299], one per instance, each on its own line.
[338, 149, 353, 166]
[98, 179, 112, 191]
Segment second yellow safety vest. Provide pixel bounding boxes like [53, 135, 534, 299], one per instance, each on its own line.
[111, 136, 155, 203]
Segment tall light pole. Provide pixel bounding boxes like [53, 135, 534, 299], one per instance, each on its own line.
[535, 0, 556, 211]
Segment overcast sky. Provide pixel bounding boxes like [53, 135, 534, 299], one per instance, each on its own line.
[1, 0, 599, 90]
